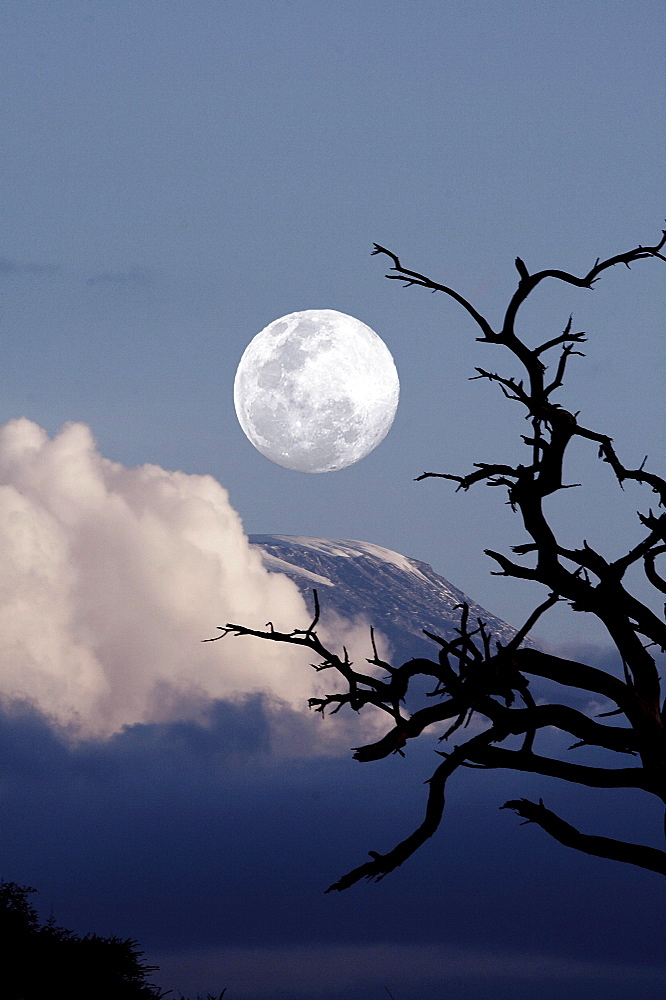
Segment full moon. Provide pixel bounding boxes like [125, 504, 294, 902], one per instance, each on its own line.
[234, 309, 400, 473]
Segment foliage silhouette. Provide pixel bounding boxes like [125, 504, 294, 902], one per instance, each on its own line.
[215, 229, 666, 888]
[0, 879, 226, 999]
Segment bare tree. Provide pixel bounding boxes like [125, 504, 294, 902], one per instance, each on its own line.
[212, 229, 666, 890]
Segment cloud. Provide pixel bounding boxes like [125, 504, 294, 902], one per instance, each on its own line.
[0, 419, 381, 741]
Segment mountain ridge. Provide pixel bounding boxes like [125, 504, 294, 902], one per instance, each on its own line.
[249, 534, 530, 666]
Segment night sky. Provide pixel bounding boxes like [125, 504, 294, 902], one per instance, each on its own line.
[0, 3, 664, 997]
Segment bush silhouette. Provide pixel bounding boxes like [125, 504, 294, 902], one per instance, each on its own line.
[0, 878, 176, 999]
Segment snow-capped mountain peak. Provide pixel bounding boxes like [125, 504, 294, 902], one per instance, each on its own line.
[250, 534, 529, 665]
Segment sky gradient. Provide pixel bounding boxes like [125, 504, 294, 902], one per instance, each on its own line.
[0, 2, 664, 997]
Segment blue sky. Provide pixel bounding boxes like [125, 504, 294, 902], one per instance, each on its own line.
[0, 2, 664, 998]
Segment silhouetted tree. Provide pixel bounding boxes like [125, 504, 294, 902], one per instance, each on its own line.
[0, 879, 227, 999]
[0, 878, 163, 998]
[216, 229, 666, 889]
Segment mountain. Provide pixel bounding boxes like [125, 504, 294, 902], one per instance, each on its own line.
[249, 535, 530, 666]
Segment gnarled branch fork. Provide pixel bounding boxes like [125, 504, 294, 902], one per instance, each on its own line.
[216, 230, 666, 887]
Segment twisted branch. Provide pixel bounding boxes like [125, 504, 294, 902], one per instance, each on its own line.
[501, 798, 666, 876]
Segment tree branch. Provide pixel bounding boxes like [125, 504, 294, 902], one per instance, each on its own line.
[535, 316, 587, 356]
[371, 243, 498, 341]
[470, 745, 654, 794]
[415, 463, 519, 490]
[644, 544, 666, 595]
[574, 424, 666, 507]
[501, 230, 666, 339]
[487, 703, 638, 756]
[326, 729, 498, 891]
[510, 648, 631, 709]
[501, 797, 666, 876]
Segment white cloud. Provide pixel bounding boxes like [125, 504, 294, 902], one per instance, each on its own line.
[0, 419, 382, 740]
